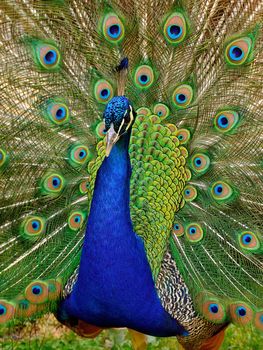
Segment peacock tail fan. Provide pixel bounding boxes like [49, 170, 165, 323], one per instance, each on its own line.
[0, 0, 262, 334]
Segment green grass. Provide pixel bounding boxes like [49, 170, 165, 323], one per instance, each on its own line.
[0, 315, 262, 349]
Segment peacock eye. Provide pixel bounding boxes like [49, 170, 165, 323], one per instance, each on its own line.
[134, 65, 155, 89]
[173, 222, 184, 236]
[108, 24, 121, 37]
[153, 103, 170, 120]
[210, 181, 234, 202]
[25, 281, 49, 304]
[190, 153, 210, 174]
[183, 185, 197, 202]
[38, 44, 60, 69]
[79, 179, 90, 194]
[52, 177, 61, 188]
[238, 231, 260, 252]
[102, 13, 125, 43]
[198, 295, 227, 323]
[100, 89, 110, 99]
[68, 144, 90, 167]
[0, 301, 15, 323]
[175, 129, 191, 144]
[172, 84, 193, 108]
[186, 223, 204, 242]
[225, 37, 252, 66]
[95, 121, 106, 139]
[229, 303, 253, 325]
[230, 47, 243, 60]
[163, 12, 187, 45]
[46, 101, 70, 125]
[41, 172, 65, 195]
[214, 110, 239, 132]
[68, 211, 86, 231]
[44, 50, 57, 64]
[139, 75, 149, 84]
[94, 80, 114, 104]
[21, 216, 46, 240]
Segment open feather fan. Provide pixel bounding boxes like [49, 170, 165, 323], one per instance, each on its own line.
[0, 0, 262, 348]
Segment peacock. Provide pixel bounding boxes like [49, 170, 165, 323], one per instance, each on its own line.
[0, 1, 262, 349]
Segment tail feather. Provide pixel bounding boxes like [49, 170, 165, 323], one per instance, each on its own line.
[0, 0, 262, 339]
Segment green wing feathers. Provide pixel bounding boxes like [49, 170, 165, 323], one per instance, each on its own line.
[0, 0, 262, 333]
[130, 114, 190, 278]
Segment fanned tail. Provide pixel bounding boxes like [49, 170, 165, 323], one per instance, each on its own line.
[0, 0, 262, 338]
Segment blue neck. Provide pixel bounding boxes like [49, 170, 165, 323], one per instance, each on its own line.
[60, 130, 186, 337]
[86, 130, 133, 243]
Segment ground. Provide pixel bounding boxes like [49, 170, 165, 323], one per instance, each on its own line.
[0, 314, 262, 349]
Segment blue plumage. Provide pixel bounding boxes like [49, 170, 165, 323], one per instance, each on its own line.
[59, 129, 187, 337]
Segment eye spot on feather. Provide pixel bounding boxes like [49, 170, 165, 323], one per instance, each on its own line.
[238, 231, 260, 252]
[163, 12, 187, 45]
[25, 281, 48, 304]
[237, 306, 246, 316]
[172, 85, 193, 108]
[38, 45, 60, 69]
[230, 303, 253, 325]
[52, 177, 60, 188]
[68, 211, 86, 231]
[94, 80, 114, 104]
[255, 310, 263, 331]
[136, 107, 151, 116]
[214, 110, 239, 132]
[183, 185, 197, 202]
[175, 129, 190, 144]
[21, 216, 46, 240]
[201, 299, 226, 323]
[0, 301, 15, 324]
[0, 149, 8, 168]
[32, 286, 42, 295]
[134, 65, 154, 89]
[186, 223, 204, 242]
[173, 222, 184, 236]
[68, 144, 90, 167]
[102, 13, 124, 43]
[211, 181, 233, 202]
[79, 179, 90, 194]
[46, 101, 69, 125]
[44, 50, 57, 64]
[41, 173, 65, 195]
[209, 304, 219, 314]
[15, 297, 37, 318]
[190, 153, 210, 174]
[95, 121, 106, 139]
[225, 37, 252, 66]
[153, 103, 170, 120]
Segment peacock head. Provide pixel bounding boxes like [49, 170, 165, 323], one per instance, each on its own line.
[103, 96, 136, 156]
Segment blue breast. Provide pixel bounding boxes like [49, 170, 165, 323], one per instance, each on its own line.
[59, 131, 187, 337]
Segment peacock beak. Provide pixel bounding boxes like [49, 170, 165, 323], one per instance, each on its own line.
[105, 123, 119, 157]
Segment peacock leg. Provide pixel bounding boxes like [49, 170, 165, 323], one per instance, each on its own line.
[128, 329, 148, 350]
